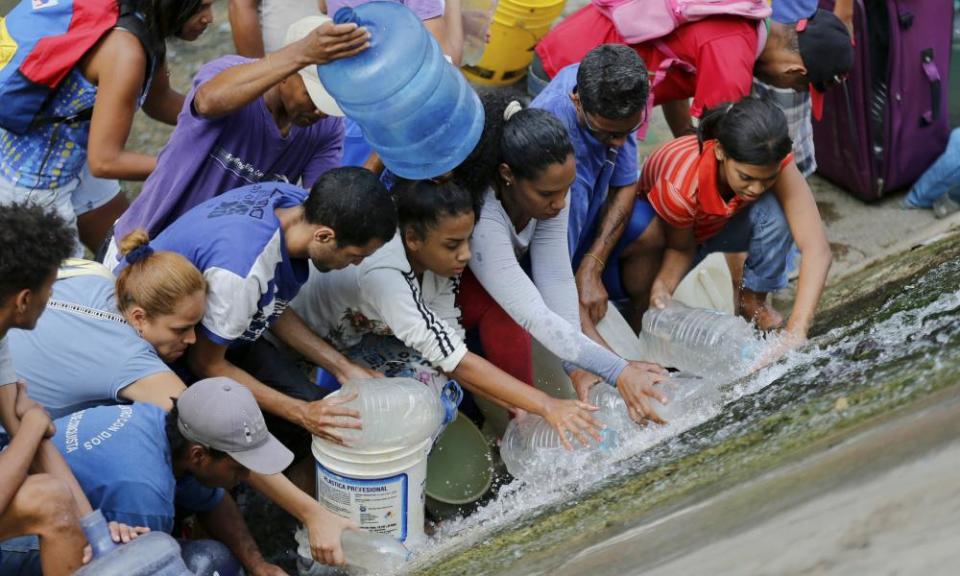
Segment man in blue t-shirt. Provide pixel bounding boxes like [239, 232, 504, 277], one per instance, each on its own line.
[52, 377, 357, 572]
[532, 45, 658, 332]
[131, 167, 397, 482]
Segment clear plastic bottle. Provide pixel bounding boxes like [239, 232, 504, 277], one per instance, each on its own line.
[640, 301, 763, 377]
[587, 383, 635, 431]
[586, 376, 720, 429]
[334, 378, 462, 450]
[295, 526, 410, 576]
[654, 374, 723, 422]
[499, 413, 619, 480]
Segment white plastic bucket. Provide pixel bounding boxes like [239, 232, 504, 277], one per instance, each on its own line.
[312, 436, 431, 548]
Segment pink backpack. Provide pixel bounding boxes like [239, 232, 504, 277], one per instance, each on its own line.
[591, 0, 771, 44]
[590, 0, 772, 139]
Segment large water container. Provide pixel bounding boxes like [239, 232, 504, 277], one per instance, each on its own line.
[74, 510, 193, 576]
[499, 413, 618, 480]
[640, 301, 765, 378]
[586, 375, 721, 430]
[295, 525, 410, 575]
[336, 377, 462, 450]
[316, 3, 484, 179]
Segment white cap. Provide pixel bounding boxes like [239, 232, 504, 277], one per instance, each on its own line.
[285, 15, 345, 117]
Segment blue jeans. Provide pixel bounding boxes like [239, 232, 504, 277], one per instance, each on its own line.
[905, 128, 960, 208]
[698, 193, 797, 293]
[0, 536, 41, 576]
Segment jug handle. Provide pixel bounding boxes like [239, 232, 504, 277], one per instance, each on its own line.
[440, 380, 464, 426]
[80, 510, 120, 558]
[333, 7, 362, 26]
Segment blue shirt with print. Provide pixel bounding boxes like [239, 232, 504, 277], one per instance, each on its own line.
[139, 182, 310, 347]
[52, 403, 224, 533]
[531, 64, 639, 260]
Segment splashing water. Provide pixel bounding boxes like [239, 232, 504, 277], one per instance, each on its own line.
[405, 256, 960, 575]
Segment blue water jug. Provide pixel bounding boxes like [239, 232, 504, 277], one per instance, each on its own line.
[317, 2, 484, 179]
[74, 510, 194, 576]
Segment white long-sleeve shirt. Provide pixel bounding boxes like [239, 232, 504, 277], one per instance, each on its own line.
[468, 188, 628, 383]
[288, 233, 468, 373]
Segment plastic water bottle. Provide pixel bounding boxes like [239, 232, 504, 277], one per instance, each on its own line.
[586, 375, 721, 429]
[587, 383, 635, 431]
[654, 374, 723, 422]
[316, 2, 484, 179]
[335, 378, 462, 450]
[74, 510, 194, 576]
[641, 301, 763, 377]
[295, 525, 410, 576]
[499, 414, 619, 480]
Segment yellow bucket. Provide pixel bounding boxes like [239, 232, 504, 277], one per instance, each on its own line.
[461, 0, 566, 86]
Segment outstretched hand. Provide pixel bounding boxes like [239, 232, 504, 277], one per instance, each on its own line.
[615, 362, 669, 424]
[540, 396, 602, 450]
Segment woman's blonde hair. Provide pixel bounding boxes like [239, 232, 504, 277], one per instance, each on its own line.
[115, 230, 207, 317]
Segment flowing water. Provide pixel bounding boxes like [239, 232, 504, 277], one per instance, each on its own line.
[405, 234, 960, 576]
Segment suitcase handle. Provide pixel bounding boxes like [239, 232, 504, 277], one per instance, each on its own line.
[920, 48, 941, 126]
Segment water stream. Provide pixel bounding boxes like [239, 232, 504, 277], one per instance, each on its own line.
[408, 234, 960, 575]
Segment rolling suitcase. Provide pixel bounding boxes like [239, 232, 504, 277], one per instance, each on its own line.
[813, 0, 954, 201]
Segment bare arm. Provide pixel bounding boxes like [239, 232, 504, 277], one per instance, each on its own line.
[187, 332, 361, 444]
[439, 0, 464, 65]
[833, 0, 855, 36]
[141, 61, 185, 125]
[270, 308, 380, 384]
[661, 99, 696, 137]
[193, 22, 369, 119]
[197, 495, 283, 575]
[1, 383, 93, 516]
[83, 30, 156, 180]
[773, 162, 832, 339]
[0, 408, 48, 513]
[649, 221, 697, 308]
[118, 371, 186, 411]
[453, 353, 600, 447]
[247, 473, 353, 566]
[576, 182, 638, 324]
[229, 0, 265, 58]
[187, 333, 303, 421]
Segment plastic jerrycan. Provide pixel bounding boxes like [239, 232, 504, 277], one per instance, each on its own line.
[336, 377, 463, 450]
[317, 2, 484, 179]
[74, 510, 194, 576]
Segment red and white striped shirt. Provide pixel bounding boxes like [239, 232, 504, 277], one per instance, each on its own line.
[641, 135, 792, 244]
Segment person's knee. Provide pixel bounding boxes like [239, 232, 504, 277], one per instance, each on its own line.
[14, 475, 76, 534]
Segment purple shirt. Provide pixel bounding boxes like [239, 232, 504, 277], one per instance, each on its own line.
[326, 0, 443, 21]
[113, 56, 344, 252]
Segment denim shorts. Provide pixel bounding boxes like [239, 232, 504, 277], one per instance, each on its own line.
[0, 535, 41, 576]
[698, 192, 798, 293]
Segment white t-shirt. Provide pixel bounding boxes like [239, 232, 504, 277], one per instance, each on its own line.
[468, 188, 628, 384]
[289, 232, 468, 373]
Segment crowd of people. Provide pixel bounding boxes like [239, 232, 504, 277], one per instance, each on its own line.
[0, 0, 858, 573]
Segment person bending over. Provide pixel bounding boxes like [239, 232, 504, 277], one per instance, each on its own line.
[286, 178, 602, 447]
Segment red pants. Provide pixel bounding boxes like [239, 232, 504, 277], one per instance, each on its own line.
[457, 269, 534, 386]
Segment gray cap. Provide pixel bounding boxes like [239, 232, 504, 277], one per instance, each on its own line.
[177, 377, 293, 475]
